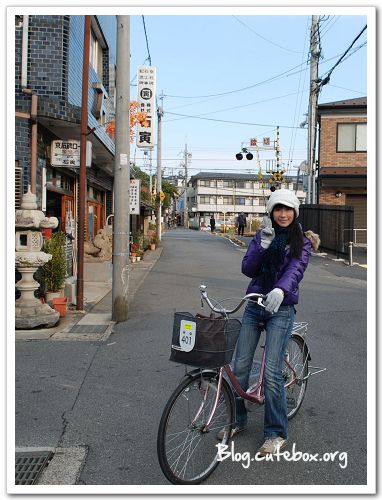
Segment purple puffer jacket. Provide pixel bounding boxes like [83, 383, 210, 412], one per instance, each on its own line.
[242, 230, 312, 305]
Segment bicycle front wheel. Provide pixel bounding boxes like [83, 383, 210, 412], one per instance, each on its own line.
[157, 371, 235, 484]
[284, 334, 309, 419]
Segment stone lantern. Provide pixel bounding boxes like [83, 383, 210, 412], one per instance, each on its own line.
[15, 187, 60, 329]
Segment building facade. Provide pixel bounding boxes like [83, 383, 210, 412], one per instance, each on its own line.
[15, 15, 117, 274]
[316, 97, 367, 244]
[188, 172, 306, 230]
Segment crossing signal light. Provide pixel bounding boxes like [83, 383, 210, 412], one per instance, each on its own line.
[236, 153, 243, 160]
[246, 152, 253, 160]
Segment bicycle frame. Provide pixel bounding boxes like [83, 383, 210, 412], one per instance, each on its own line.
[197, 334, 304, 433]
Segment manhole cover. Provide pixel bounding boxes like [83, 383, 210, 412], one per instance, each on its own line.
[69, 324, 109, 334]
[15, 450, 53, 485]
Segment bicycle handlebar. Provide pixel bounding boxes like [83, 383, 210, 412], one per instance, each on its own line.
[199, 285, 266, 315]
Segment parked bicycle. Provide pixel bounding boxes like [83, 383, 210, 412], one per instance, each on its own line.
[157, 285, 320, 484]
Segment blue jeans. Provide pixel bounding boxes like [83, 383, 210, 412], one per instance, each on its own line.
[232, 301, 295, 439]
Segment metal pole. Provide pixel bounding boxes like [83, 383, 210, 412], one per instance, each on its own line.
[77, 15, 91, 311]
[156, 94, 163, 243]
[184, 143, 188, 228]
[112, 15, 130, 322]
[308, 15, 319, 204]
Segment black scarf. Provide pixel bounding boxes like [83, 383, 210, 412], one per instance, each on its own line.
[257, 226, 290, 293]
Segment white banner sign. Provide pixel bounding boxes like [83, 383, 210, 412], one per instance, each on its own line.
[130, 179, 140, 214]
[50, 140, 92, 167]
[136, 65, 156, 149]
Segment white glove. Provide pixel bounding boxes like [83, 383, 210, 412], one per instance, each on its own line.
[260, 217, 275, 248]
[264, 288, 284, 313]
[260, 216, 274, 249]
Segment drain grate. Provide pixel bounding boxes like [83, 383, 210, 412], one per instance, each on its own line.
[68, 324, 109, 334]
[15, 450, 53, 485]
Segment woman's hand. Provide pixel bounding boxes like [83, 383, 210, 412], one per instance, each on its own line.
[264, 288, 284, 313]
[260, 216, 274, 249]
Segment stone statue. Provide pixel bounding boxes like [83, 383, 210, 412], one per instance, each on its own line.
[84, 226, 112, 261]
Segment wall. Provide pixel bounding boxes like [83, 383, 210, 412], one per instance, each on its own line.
[319, 116, 367, 168]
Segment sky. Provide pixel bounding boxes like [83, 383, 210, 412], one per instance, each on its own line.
[128, 9, 370, 180]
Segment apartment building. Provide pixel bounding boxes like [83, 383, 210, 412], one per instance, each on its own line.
[188, 172, 306, 229]
[316, 97, 367, 243]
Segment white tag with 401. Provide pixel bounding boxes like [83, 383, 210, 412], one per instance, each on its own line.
[179, 320, 196, 352]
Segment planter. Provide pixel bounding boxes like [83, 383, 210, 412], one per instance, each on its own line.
[136, 256, 141, 262]
[131, 256, 136, 263]
[45, 290, 62, 305]
[150, 243, 156, 251]
[52, 296, 68, 317]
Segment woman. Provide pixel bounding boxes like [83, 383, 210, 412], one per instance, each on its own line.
[228, 189, 319, 456]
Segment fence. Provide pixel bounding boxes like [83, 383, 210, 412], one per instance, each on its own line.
[299, 204, 354, 258]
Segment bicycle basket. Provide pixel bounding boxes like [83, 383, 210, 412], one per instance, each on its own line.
[170, 312, 241, 368]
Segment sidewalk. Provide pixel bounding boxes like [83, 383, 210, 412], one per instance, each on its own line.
[15, 247, 163, 343]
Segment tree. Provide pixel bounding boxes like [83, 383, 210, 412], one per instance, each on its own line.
[106, 101, 148, 142]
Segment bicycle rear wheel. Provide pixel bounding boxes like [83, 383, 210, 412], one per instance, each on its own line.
[157, 371, 235, 484]
[284, 334, 309, 419]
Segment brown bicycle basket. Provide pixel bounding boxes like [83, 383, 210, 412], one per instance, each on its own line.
[170, 312, 241, 368]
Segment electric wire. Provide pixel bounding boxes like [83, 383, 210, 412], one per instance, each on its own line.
[319, 25, 367, 87]
[232, 15, 304, 54]
[142, 15, 152, 66]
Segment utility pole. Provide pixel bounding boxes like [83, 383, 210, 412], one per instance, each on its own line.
[156, 93, 164, 244]
[307, 15, 319, 204]
[112, 15, 130, 322]
[77, 15, 91, 311]
[183, 143, 188, 228]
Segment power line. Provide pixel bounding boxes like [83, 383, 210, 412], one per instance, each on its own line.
[163, 112, 304, 129]
[165, 89, 309, 123]
[232, 15, 304, 54]
[319, 25, 367, 88]
[164, 60, 309, 99]
[141, 15, 152, 66]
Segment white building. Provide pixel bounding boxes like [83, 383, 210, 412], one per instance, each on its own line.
[187, 172, 306, 230]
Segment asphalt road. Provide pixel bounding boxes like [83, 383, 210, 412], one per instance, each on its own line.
[15, 228, 369, 490]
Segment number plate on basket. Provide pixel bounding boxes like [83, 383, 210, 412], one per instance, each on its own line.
[179, 320, 196, 352]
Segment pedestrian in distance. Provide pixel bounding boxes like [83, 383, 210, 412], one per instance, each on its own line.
[223, 189, 320, 457]
[210, 216, 216, 233]
[237, 212, 247, 236]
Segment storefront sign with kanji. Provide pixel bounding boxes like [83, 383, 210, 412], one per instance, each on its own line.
[50, 140, 92, 167]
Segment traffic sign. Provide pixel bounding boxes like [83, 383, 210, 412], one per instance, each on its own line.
[159, 191, 165, 202]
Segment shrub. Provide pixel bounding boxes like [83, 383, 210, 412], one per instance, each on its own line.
[41, 231, 67, 292]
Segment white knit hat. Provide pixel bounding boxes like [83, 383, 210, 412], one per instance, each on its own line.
[266, 189, 300, 218]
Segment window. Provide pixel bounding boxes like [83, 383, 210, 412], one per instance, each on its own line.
[236, 181, 246, 189]
[15, 161, 23, 209]
[199, 180, 213, 187]
[223, 196, 233, 204]
[235, 197, 246, 205]
[223, 180, 233, 188]
[199, 195, 216, 204]
[90, 28, 103, 78]
[337, 123, 367, 152]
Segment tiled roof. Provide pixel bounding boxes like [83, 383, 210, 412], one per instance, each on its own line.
[318, 97, 367, 108]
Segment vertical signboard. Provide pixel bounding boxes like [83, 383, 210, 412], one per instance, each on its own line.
[136, 65, 156, 149]
[130, 179, 140, 214]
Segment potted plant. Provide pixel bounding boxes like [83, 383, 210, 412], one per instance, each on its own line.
[41, 231, 68, 312]
[150, 234, 157, 251]
[130, 242, 139, 257]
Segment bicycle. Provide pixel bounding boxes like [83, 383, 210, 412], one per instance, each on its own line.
[157, 285, 315, 485]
